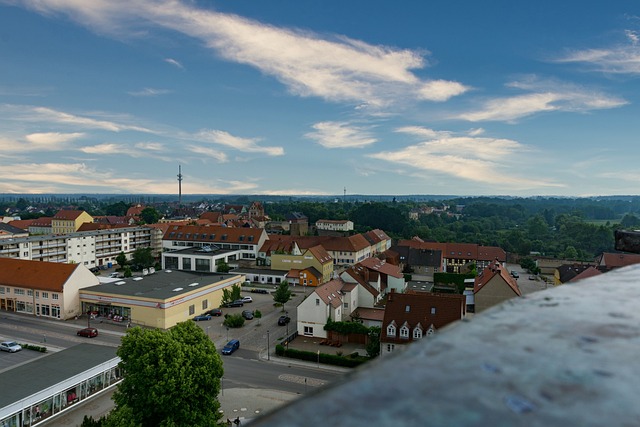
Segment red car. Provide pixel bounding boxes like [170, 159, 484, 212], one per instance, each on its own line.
[77, 328, 99, 338]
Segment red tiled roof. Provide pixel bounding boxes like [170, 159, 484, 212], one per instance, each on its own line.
[163, 224, 264, 244]
[568, 266, 602, 283]
[382, 291, 465, 343]
[0, 258, 79, 292]
[357, 257, 403, 278]
[314, 279, 344, 308]
[598, 252, 640, 269]
[8, 219, 35, 231]
[53, 210, 86, 220]
[352, 307, 385, 322]
[474, 262, 521, 296]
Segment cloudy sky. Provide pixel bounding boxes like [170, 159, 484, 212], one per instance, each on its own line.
[1, 1, 639, 196]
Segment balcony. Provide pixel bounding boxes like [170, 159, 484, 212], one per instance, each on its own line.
[253, 264, 640, 427]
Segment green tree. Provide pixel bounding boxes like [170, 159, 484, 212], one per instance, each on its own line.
[563, 245, 578, 260]
[123, 266, 132, 278]
[366, 326, 381, 358]
[140, 207, 161, 224]
[223, 313, 245, 328]
[116, 251, 127, 269]
[110, 321, 223, 427]
[132, 247, 155, 270]
[273, 280, 292, 312]
[221, 284, 242, 306]
[216, 260, 231, 273]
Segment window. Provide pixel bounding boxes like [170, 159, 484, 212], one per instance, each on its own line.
[52, 293, 59, 300]
[196, 258, 211, 272]
[343, 302, 348, 309]
[413, 328, 423, 339]
[202, 300, 208, 310]
[189, 305, 195, 315]
[35, 291, 39, 298]
[14, 289, 25, 295]
[42, 292, 49, 299]
[431, 307, 436, 315]
[316, 298, 320, 306]
[387, 344, 395, 352]
[400, 326, 409, 339]
[183, 258, 192, 270]
[387, 324, 396, 337]
[303, 326, 314, 336]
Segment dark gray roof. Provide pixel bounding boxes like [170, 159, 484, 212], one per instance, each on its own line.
[391, 245, 442, 268]
[84, 270, 242, 300]
[0, 344, 117, 408]
[0, 222, 28, 235]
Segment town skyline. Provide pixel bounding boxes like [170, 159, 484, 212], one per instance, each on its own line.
[2, 1, 640, 197]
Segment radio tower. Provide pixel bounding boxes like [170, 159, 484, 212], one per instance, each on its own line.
[343, 186, 346, 203]
[177, 165, 183, 206]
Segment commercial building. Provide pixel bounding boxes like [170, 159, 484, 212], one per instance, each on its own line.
[80, 270, 245, 329]
[0, 344, 121, 427]
[0, 258, 99, 320]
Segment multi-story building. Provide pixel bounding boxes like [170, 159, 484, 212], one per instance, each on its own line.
[315, 219, 354, 236]
[0, 226, 159, 268]
[270, 244, 333, 286]
[397, 239, 506, 273]
[162, 224, 268, 261]
[0, 258, 99, 319]
[51, 210, 93, 234]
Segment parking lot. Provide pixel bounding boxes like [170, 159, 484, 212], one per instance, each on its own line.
[0, 344, 47, 373]
[192, 287, 305, 353]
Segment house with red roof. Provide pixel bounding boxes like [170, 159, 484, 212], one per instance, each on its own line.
[0, 258, 99, 319]
[595, 252, 640, 272]
[474, 261, 522, 313]
[52, 210, 93, 234]
[381, 290, 466, 356]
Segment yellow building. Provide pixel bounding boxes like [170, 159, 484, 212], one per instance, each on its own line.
[271, 244, 333, 285]
[52, 210, 94, 234]
[79, 270, 244, 329]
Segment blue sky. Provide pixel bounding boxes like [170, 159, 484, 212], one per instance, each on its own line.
[1, 1, 640, 197]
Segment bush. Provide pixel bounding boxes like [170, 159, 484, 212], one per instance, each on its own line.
[21, 343, 47, 353]
[223, 314, 245, 328]
[276, 346, 368, 368]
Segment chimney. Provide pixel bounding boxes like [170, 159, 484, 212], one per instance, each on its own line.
[388, 288, 395, 301]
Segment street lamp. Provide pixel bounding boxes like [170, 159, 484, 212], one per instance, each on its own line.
[285, 312, 289, 349]
[206, 326, 211, 339]
[317, 349, 319, 367]
[267, 330, 270, 361]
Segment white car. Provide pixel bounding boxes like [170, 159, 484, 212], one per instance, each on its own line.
[241, 296, 253, 303]
[0, 341, 22, 353]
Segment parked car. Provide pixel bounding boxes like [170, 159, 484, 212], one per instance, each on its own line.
[241, 296, 253, 303]
[89, 267, 100, 273]
[222, 339, 240, 355]
[222, 300, 244, 308]
[205, 308, 223, 317]
[278, 315, 291, 326]
[77, 328, 99, 338]
[241, 310, 254, 320]
[0, 341, 22, 352]
[193, 314, 212, 321]
[510, 270, 519, 279]
[250, 288, 269, 294]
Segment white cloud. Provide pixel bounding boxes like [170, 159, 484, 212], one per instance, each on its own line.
[456, 78, 627, 122]
[556, 33, 640, 74]
[305, 121, 377, 149]
[2, 104, 154, 133]
[128, 88, 172, 97]
[193, 130, 284, 156]
[14, 0, 468, 107]
[164, 58, 184, 69]
[24, 132, 85, 145]
[369, 132, 561, 189]
[395, 126, 451, 139]
[186, 145, 229, 162]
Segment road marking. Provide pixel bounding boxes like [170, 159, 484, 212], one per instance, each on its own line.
[278, 374, 326, 387]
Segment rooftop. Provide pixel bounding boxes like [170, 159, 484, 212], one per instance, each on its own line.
[83, 270, 243, 300]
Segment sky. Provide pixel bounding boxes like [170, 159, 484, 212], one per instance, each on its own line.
[1, 1, 640, 197]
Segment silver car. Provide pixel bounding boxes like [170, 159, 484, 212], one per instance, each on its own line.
[0, 341, 22, 353]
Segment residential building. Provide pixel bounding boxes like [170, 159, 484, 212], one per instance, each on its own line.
[554, 264, 595, 285]
[0, 222, 29, 240]
[80, 271, 244, 329]
[315, 219, 354, 236]
[297, 279, 344, 338]
[51, 210, 93, 234]
[342, 257, 405, 297]
[595, 252, 640, 272]
[259, 234, 372, 267]
[28, 217, 53, 235]
[381, 291, 466, 355]
[162, 245, 242, 273]
[363, 229, 392, 255]
[390, 245, 443, 281]
[287, 212, 309, 236]
[473, 261, 522, 313]
[397, 239, 506, 273]
[0, 258, 99, 319]
[0, 226, 159, 268]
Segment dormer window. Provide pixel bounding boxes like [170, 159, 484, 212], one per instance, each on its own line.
[400, 326, 409, 339]
[413, 328, 423, 339]
[386, 324, 396, 337]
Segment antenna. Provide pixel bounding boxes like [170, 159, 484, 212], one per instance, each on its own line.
[177, 165, 183, 206]
[343, 186, 346, 203]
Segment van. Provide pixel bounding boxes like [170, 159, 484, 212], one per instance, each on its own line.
[222, 339, 240, 355]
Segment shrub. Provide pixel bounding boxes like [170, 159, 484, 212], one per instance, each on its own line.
[21, 343, 47, 353]
[223, 314, 245, 328]
[277, 347, 367, 368]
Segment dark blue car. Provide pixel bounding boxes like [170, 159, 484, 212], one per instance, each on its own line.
[193, 314, 212, 321]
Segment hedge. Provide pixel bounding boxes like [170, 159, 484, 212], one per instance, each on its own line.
[323, 319, 369, 335]
[275, 344, 367, 368]
[21, 343, 47, 353]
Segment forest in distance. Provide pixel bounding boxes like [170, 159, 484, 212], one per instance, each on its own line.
[5, 194, 640, 262]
